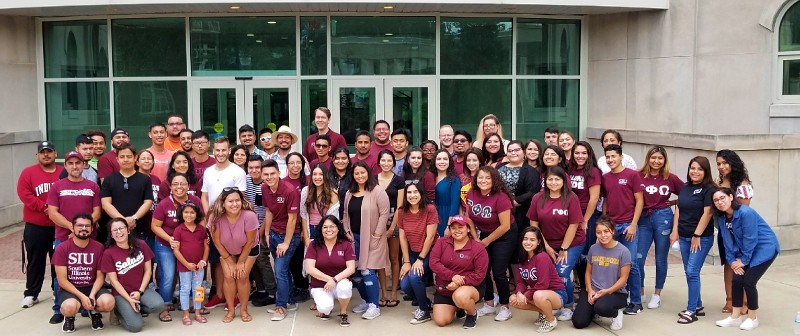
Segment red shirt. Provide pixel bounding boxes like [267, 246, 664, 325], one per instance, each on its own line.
[48, 178, 101, 242]
[464, 189, 514, 233]
[429, 236, 489, 296]
[516, 251, 564, 300]
[350, 153, 381, 175]
[601, 168, 644, 224]
[567, 167, 602, 213]
[158, 179, 202, 200]
[192, 156, 215, 181]
[369, 141, 394, 157]
[172, 223, 208, 272]
[526, 192, 585, 249]
[97, 151, 120, 180]
[282, 176, 308, 192]
[641, 173, 683, 211]
[262, 180, 301, 234]
[304, 130, 347, 162]
[101, 244, 154, 296]
[52, 239, 105, 288]
[309, 156, 332, 170]
[454, 156, 465, 177]
[152, 195, 203, 245]
[17, 164, 64, 226]
[396, 204, 439, 253]
[304, 240, 356, 288]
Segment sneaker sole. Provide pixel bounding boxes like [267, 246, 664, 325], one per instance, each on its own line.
[362, 313, 381, 320]
[410, 318, 431, 324]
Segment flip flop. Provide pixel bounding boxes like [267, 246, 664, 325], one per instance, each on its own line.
[198, 308, 210, 315]
[159, 311, 172, 322]
[222, 313, 235, 323]
[378, 299, 388, 307]
[309, 304, 317, 310]
[194, 315, 207, 324]
[386, 300, 400, 307]
[241, 313, 253, 322]
[182, 316, 192, 326]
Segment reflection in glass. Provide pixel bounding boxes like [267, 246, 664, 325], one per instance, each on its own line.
[517, 19, 580, 75]
[190, 17, 296, 76]
[200, 88, 237, 141]
[516, 79, 579, 140]
[253, 88, 290, 132]
[46, 82, 110, 154]
[112, 18, 186, 77]
[43, 20, 108, 78]
[392, 87, 428, 145]
[783, 59, 800, 95]
[440, 17, 512, 75]
[301, 17, 327, 76]
[331, 17, 436, 75]
[301, 80, 328, 141]
[339, 88, 376, 150]
[780, 3, 800, 52]
[115, 81, 187, 150]
[440, 79, 511, 137]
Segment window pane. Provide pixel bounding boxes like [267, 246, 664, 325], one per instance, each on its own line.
[517, 19, 580, 75]
[253, 87, 290, 133]
[301, 17, 327, 76]
[440, 17, 512, 75]
[516, 79, 580, 140]
[112, 18, 186, 77]
[190, 17, 296, 76]
[43, 20, 108, 78]
[780, 3, 800, 52]
[199, 88, 238, 141]
[46, 82, 110, 154]
[114, 81, 187, 151]
[331, 17, 436, 75]
[339, 87, 377, 151]
[301, 80, 328, 141]
[392, 87, 428, 145]
[440, 79, 512, 139]
[783, 59, 800, 95]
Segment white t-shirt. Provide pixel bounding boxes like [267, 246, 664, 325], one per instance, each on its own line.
[201, 163, 247, 207]
[596, 153, 638, 212]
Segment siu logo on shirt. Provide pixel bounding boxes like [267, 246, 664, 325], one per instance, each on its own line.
[618, 178, 628, 185]
[337, 250, 345, 257]
[276, 196, 285, 204]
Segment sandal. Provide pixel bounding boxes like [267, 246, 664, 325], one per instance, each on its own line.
[378, 299, 388, 307]
[385, 299, 400, 307]
[198, 308, 210, 315]
[241, 312, 253, 322]
[309, 304, 317, 311]
[194, 315, 207, 324]
[722, 298, 733, 313]
[677, 310, 698, 324]
[222, 313, 235, 323]
[159, 311, 172, 322]
[695, 306, 706, 316]
[182, 316, 192, 326]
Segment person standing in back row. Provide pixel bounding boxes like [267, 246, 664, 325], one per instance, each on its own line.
[304, 107, 347, 162]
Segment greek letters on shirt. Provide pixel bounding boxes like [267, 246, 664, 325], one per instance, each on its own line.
[59, 188, 96, 197]
[114, 251, 145, 275]
[519, 266, 538, 281]
[571, 175, 585, 190]
[617, 178, 628, 186]
[644, 184, 671, 196]
[467, 199, 493, 218]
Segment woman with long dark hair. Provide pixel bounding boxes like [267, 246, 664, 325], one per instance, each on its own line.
[459, 148, 484, 206]
[300, 164, 340, 243]
[159, 151, 200, 199]
[525, 139, 543, 170]
[433, 149, 462, 236]
[305, 215, 356, 327]
[375, 149, 405, 308]
[285, 152, 309, 191]
[402, 146, 436, 203]
[228, 145, 248, 170]
[329, 147, 352, 203]
[558, 131, 576, 162]
[482, 133, 506, 167]
[568, 141, 602, 292]
[540, 145, 569, 184]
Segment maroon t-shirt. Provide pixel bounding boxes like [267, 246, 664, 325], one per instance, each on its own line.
[48, 178, 101, 242]
[464, 188, 514, 233]
[453, 157, 465, 178]
[516, 251, 564, 301]
[192, 156, 215, 183]
[641, 173, 684, 211]
[101, 244, 154, 296]
[310, 157, 332, 170]
[304, 130, 347, 162]
[369, 141, 394, 157]
[52, 239, 105, 288]
[151, 195, 203, 245]
[262, 180, 301, 234]
[396, 204, 439, 253]
[282, 176, 308, 192]
[567, 167, 602, 213]
[304, 240, 356, 288]
[97, 151, 120, 180]
[350, 153, 381, 175]
[526, 192, 586, 249]
[172, 223, 208, 272]
[601, 168, 644, 224]
[158, 179, 202, 200]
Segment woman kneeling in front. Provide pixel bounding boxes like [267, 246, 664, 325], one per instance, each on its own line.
[305, 215, 356, 327]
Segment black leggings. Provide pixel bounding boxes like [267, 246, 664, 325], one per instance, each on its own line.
[572, 290, 628, 329]
[732, 255, 776, 310]
[480, 225, 517, 305]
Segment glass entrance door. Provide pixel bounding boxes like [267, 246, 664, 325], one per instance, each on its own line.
[331, 78, 436, 149]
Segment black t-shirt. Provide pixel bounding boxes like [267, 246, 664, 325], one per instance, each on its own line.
[101, 171, 154, 234]
[677, 183, 713, 238]
[348, 195, 364, 235]
[384, 174, 406, 213]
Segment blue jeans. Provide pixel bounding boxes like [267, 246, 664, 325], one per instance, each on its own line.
[269, 231, 301, 308]
[614, 223, 642, 305]
[555, 245, 583, 307]
[52, 239, 62, 315]
[154, 240, 177, 304]
[637, 208, 673, 291]
[399, 251, 430, 311]
[352, 233, 380, 306]
[581, 211, 602, 256]
[679, 235, 713, 312]
[178, 270, 204, 311]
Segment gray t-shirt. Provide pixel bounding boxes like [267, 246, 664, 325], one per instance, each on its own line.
[587, 242, 632, 294]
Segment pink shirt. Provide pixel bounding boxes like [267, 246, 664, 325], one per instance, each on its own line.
[211, 210, 259, 255]
[147, 148, 175, 182]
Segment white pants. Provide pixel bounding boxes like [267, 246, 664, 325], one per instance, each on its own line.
[310, 279, 353, 315]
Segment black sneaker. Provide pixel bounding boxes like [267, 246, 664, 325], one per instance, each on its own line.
[80, 309, 89, 318]
[410, 309, 431, 324]
[402, 294, 412, 301]
[62, 316, 75, 333]
[50, 313, 64, 324]
[339, 314, 350, 327]
[462, 313, 477, 329]
[455, 309, 466, 319]
[623, 303, 643, 315]
[90, 313, 104, 330]
[319, 313, 331, 320]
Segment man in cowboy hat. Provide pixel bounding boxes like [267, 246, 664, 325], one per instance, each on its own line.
[270, 126, 308, 178]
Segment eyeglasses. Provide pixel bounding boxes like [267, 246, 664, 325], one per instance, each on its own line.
[123, 177, 129, 190]
[453, 138, 469, 143]
[260, 136, 272, 142]
[423, 149, 436, 153]
[288, 161, 303, 166]
[508, 148, 523, 153]
[314, 144, 329, 149]
[111, 227, 128, 233]
[713, 196, 728, 203]
[223, 187, 239, 192]
[74, 224, 92, 229]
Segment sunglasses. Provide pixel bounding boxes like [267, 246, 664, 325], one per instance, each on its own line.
[453, 138, 469, 143]
[260, 137, 272, 142]
[123, 177, 129, 190]
[223, 187, 240, 192]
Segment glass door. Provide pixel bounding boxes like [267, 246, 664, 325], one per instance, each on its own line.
[385, 78, 436, 146]
[247, 80, 299, 148]
[330, 79, 384, 151]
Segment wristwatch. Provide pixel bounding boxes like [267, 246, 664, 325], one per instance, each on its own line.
[417, 255, 425, 261]
[558, 247, 568, 253]
[131, 214, 138, 221]
[692, 233, 701, 238]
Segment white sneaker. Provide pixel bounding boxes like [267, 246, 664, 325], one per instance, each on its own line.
[494, 306, 512, 321]
[557, 308, 573, 321]
[610, 310, 623, 330]
[476, 303, 496, 316]
[537, 318, 557, 333]
[361, 303, 381, 320]
[739, 317, 759, 331]
[20, 296, 38, 308]
[352, 301, 369, 314]
[647, 294, 661, 309]
[593, 314, 602, 323]
[716, 316, 744, 328]
[535, 313, 547, 325]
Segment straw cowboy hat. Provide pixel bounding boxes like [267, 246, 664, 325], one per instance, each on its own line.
[272, 125, 298, 145]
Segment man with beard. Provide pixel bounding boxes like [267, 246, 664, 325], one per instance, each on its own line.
[239, 124, 267, 158]
[59, 134, 98, 184]
[452, 130, 472, 177]
[147, 122, 175, 182]
[164, 115, 186, 151]
[390, 129, 410, 175]
[270, 126, 308, 178]
[97, 128, 130, 184]
[369, 120, 393, 157]
[85, 130, 106, 170]
[439, 125, 455, 157]
[17, 141, 63, 310]
[179, 128, 194, 154]
[52, 213, 114, 332]
[302, 107, 346, 162]
[47, 151, 102, 324]
[350, 130, 380, 174]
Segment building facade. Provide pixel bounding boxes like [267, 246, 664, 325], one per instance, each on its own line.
[0, 0, 798, 257]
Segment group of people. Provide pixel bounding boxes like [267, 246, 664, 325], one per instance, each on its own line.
[16, 108, 779, 333]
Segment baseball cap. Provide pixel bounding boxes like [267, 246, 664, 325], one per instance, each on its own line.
[448, 214, 470, 227]
[75, 134, 93, 145]
[64, 151, 82, 161]
[37, 141, 55, 152]
[110, 128, 129, 137]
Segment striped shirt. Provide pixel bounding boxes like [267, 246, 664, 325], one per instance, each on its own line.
[245, 176, 266, 223]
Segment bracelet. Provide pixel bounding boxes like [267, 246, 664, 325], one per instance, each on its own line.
[417, 255, 425, 261]
[136, 290, 144, 295]
[332, 277, 338, 283]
